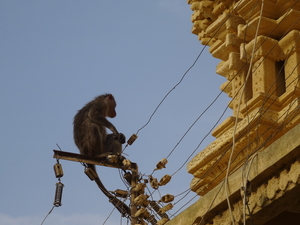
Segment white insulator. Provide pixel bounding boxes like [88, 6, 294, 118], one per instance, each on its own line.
[53, 182, 64, 207]
[149, 175, 159, 189]
[127, 134, 138, 145]
[53, 163, 64, 178]
[134, 194, 149, 206]
[158, 203, 173, 214]
[155, 158, 168, 170]
[135, 207, 149, 218]
[122, 159, 132, 169]
[159, 174, 171, 186]
[131, 183, 146, 193]
[160, 194, 175, 203]
[114, 189, 129, 198]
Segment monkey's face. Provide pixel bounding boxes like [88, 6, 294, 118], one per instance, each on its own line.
[106, 100, 116, 118]
[105, 94, 117, 118]
[108, 107, 116, 118]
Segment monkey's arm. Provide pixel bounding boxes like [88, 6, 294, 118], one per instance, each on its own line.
[88, 108, 119, 135]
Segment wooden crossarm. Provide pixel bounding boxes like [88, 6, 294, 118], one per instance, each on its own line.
[53, 150, 123, 169]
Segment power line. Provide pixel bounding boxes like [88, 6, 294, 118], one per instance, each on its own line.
[162, 0, 300, 217]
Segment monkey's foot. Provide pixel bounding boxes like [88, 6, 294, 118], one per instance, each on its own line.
[107, 153, 126, 163]
[96, 152, 125, 163]
[97, 152, 113, 158]
[107, 154, 118, 163]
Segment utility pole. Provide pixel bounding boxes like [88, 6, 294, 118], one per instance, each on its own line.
[53, 150, 139, 224]
[53, 150, 172, 225]
[130, 162, 138, 224]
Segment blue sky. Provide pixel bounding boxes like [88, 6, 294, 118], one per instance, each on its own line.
[0, 1, 231, 224]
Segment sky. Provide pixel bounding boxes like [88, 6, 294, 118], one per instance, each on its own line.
[0, 1, 231, 225]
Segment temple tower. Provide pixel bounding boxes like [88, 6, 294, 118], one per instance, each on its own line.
[167, 0, 300, 224]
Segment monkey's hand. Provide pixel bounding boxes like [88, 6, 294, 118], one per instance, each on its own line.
[119, 133, 126, 144]
[114, 133, 126, 144]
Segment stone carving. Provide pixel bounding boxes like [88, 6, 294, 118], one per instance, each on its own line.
[187, 0, 300, 196]
[204, 159, 300, 225]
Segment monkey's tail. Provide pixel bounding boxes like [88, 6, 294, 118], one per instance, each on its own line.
[88, 164, 130, 217]
[87, 164, 111, 197]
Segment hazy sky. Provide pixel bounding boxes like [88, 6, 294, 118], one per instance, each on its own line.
[0, 1, 231, 225]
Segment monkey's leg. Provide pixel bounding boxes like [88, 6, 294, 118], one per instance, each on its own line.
[104, 134, 122, 155]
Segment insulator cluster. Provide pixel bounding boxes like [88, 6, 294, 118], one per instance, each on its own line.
[53, 162, 64, 207]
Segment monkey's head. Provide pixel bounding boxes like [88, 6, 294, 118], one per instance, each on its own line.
[105, 94, 117, 118]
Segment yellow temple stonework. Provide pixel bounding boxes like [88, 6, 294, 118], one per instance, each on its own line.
[167, 0, 300, 224]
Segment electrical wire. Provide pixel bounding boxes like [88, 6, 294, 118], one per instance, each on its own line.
[125, 8, 244, 213]
[171, 103, 230, 177]
[135, 48, 205, 136]
[154, 0, 296, 175]
[131, 3, 262, 194]
[238, 5, 300, 221]
[225, 1, 265, 224]
[40, 206, 55, 225]
[149, 2, 251, 175]
[102, 206, 117, 225]
[168, 27, 300, 221]
[172, 95, 300, 221]
[134, 0, 244, 137]
[120, 0, 300, 221]
[138, 0, 266, 216]
[180, 0, 297, 200]
[44, 2, 300, 225]
[201, 91, 300, 221]
[202, 54, 297, 225]
[240, 24, 300, 225]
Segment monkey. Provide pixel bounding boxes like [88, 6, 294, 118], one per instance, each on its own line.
[73, 93, 126, 198]
[73, 93, 126, 158]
